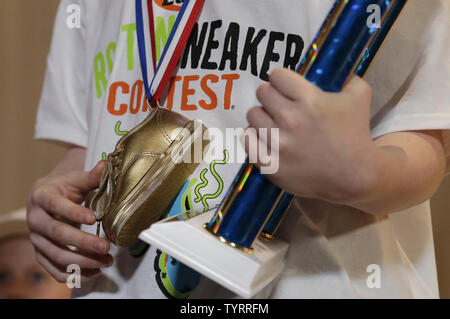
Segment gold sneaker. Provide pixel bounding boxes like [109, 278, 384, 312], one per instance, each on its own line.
[87, 107, 209, 247]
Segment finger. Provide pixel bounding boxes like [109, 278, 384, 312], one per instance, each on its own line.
[241, 127, 259, 163]
[342, 75, 372, 100]
[33, 214, 110, 255]
[30, 233, 113, 269]
[34, 250, 71, 283]
[34, 250, 101, 284]
[242, 127, 279, 170]
[246, 107, 280, 152]
[269, 67, 319, 102]
[256, 82, 292, 123]
[33, 189, 96, 225]
[66, 161, 106, 193]
[247, 106, 276, 131]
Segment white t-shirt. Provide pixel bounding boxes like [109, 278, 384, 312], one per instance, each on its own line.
[36, 0, 450, 299]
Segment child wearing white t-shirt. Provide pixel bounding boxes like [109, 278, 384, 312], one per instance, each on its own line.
[28, 0, 450, 298]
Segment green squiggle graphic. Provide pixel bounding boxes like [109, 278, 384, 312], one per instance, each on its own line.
[194, 150, 229, 210]
[115, 121, 128, 136]
[194, 170, 208, 204]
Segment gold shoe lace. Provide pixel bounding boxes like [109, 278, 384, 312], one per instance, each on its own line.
[85, 146, 124, 236]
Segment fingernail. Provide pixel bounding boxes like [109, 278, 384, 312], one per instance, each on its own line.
[95, 241, 107, 254]
[85, 214, 95, 224]
[103, 256, 114, 267]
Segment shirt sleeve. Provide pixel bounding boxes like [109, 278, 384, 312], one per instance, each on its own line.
[35, 0, 88, 147]
[366, 0, 450, 172]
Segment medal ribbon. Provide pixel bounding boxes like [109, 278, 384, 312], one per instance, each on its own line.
[136, 0, 205, 105]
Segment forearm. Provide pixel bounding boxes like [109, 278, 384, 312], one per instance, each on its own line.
[49, 145, 86, 176]
[343, 130, 446, 215]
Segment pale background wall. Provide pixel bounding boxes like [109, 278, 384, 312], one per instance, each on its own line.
[0, 0, 448, 298]
[0, 0, 65, 215]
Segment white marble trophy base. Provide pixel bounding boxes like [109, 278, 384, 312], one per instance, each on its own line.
[139, 209, 289, 298]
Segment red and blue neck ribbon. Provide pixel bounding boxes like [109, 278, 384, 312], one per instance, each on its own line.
[135, 0, 205, 105]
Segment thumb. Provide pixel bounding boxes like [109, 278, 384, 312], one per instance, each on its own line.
[65, 161, 106, 193]
[87, 160, 106, 189]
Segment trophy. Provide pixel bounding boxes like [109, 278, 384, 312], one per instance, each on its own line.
[140, 0, 409, 297]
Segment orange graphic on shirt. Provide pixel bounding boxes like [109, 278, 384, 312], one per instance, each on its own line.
[166, 73, 240, 111]
[107, 80, 149, 116]
[154, 0, 183, 12]
[106, 73, 240, 116]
